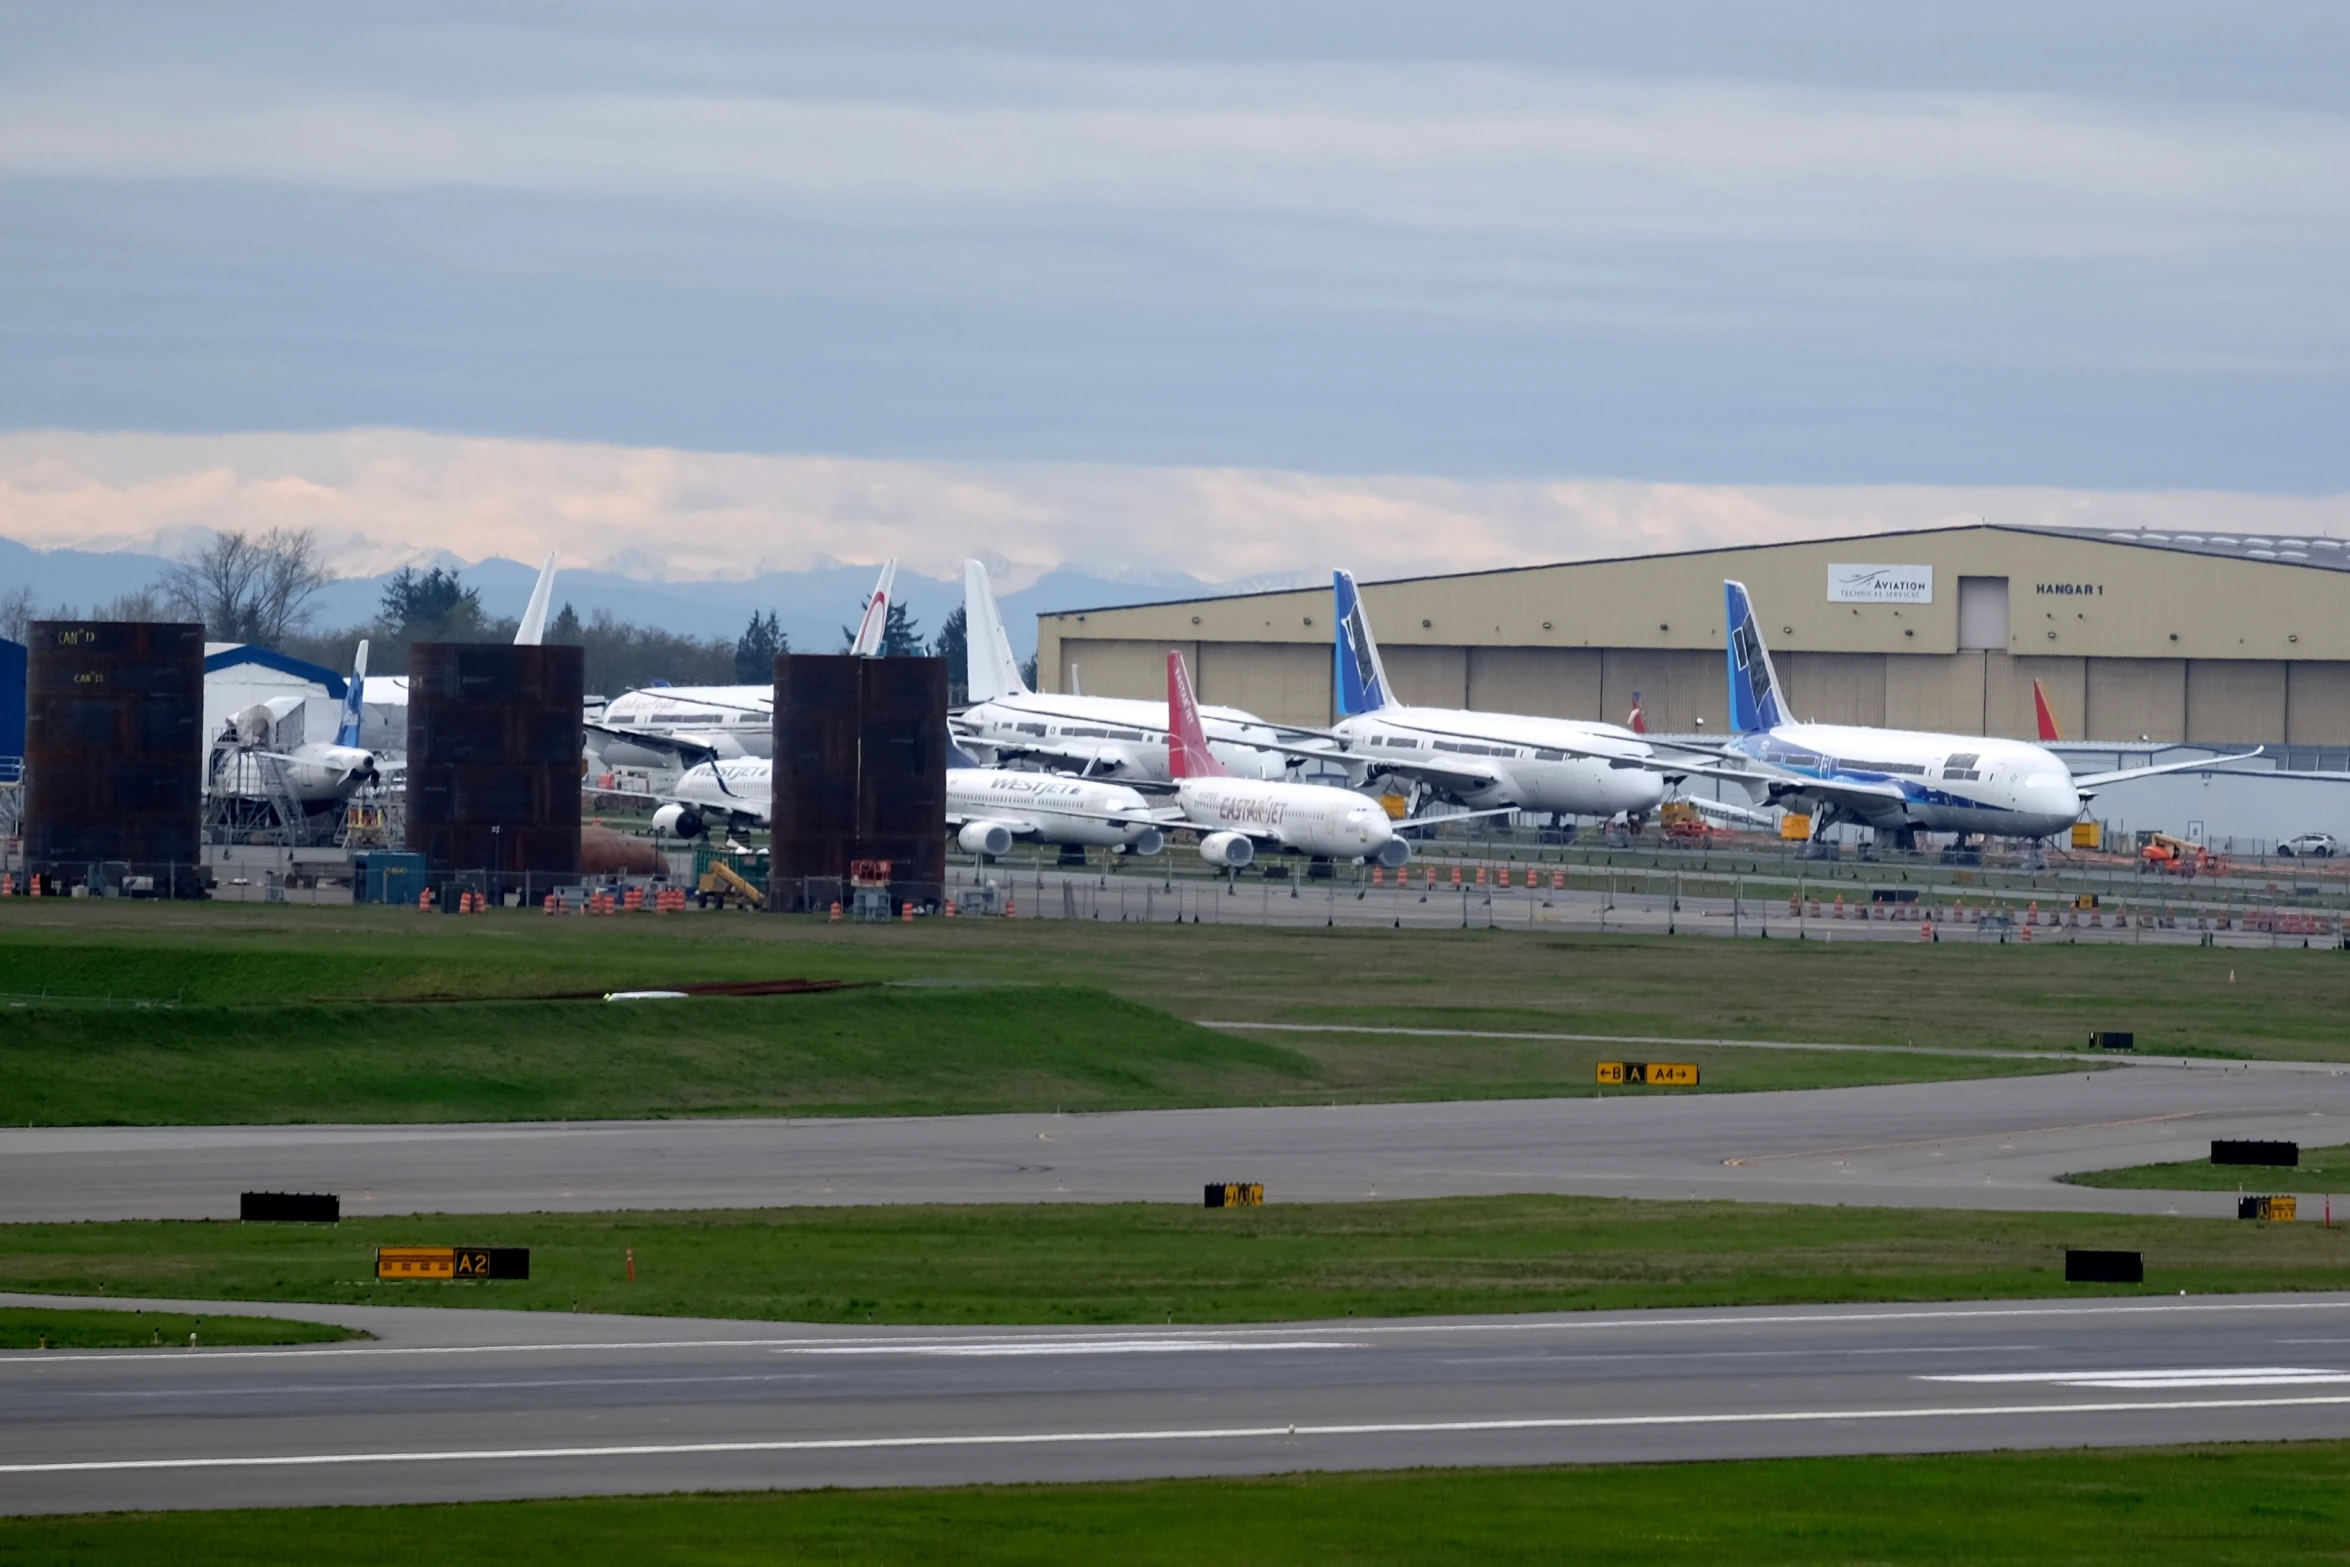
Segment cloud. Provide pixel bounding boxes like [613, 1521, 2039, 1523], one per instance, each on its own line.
[4, 427, 2346, 588]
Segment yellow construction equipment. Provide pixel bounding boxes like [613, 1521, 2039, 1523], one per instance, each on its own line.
[2139, 832, 2222, 878]
[1659, 800, 1712, 843]
[2070, 821, 2102, 851]
[697, 860, 766, 907]
[1779, 812, 1812, 842]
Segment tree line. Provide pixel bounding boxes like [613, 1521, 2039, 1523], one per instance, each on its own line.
[6, 528, 989, 700]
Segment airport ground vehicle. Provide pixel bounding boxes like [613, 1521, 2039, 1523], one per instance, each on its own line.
[2140, 832, 2225, 877]
[2280, 832, 2339, 859]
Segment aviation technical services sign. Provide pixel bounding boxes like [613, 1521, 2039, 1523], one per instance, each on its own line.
[1827, 563, 1934, 604]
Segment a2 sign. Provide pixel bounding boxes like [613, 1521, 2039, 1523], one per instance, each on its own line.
[374, 1246, 532, 1281]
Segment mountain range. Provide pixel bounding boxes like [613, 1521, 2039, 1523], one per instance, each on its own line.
[0, 537, 1298, 660]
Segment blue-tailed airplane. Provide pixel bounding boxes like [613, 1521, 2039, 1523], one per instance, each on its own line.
[1324, 570, 1664, 824]
[1680, 580, 2256, 847]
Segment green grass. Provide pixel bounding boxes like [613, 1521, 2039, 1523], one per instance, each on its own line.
[9, 1443, 2350, 1564]
[6, 1196, 2347, 1325]
[0, 1305, 359, 1349]
[3, 906, 2343, 1125]
[2068, 1143, 2350, 1192]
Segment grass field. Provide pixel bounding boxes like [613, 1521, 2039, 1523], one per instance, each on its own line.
[0, 1305, 358, 1349]
[1, 904, 2339, 1124]
[6, 1196, 2346, 1324]
[2068, 1143, 2350, 1192]
[7, 1442, 2350, 1564]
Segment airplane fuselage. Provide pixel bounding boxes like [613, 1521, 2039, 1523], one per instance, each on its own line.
[1173, 776, 1403, 863]
[958, 692, 1289, 781]
[948, 769, 1164, 852]
[598, 686, 774, 763]
[1731, 723, 2081, 838]
[1332, 705, 1665, 819]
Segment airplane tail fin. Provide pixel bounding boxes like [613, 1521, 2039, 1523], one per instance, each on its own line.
[1165, 651, 1228, 779]
[2032, 678, 2062, 742]
[963, 560, 1030, 701]
[514, 552, 558, 646]
[1723, 580, 1789, 733]
[335, 640, 370, 749]
[1627, 690, 1647, 734]
[1332, 570, 1393, 715]
[848, 558, 900, 657]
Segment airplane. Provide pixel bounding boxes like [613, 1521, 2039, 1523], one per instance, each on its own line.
[951, 560, 1298, 781]
[1156, 650, 1411, 870]
[1322, 570, 1666, 825]
[610, 752, 1165, 859]
[1663, 580, 2259, 848]
[591, 559, 899, 768]
[208, 640, 384, 810]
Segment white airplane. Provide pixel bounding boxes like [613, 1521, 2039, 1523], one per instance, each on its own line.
[1156, 651, 1410, 870]
[1674, 580, 2259, 847]
[1326, 570, 1666, 824]
[592, 559, 899, 767]
[617, 753, 1164, 859]
[209, 640, 383, 809]
[952, 560, 1295, 781]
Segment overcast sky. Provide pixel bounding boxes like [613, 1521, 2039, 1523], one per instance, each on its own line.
[4, 2, 2346, 578]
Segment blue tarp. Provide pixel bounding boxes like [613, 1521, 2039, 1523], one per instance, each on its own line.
[0, 636, 25, 778]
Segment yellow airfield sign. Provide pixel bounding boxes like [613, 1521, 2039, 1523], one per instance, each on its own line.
[1596, 1061, 1700, 1087]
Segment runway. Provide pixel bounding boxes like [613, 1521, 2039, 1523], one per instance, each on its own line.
[8, 1290, 2350, 1514]
[4, 1057, 2346, 1223]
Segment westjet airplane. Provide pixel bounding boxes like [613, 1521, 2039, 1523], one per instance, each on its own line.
[1688, 581, 2255, 847]
[951, 560, 1294, 781]
[615, 752, 1165, 859]
[593, 559, 898, 766]
[1328, 570, 1664, 824]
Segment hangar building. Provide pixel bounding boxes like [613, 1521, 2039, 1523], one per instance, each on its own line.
[1037, 525, 2350, 751]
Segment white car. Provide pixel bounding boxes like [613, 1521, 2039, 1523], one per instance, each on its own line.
[2279, 832, 2338, 859]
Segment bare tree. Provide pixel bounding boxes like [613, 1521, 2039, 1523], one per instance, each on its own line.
[160, 528, 333, 647]
[91, 587, 165, 622]
[0, 584, 38, 643]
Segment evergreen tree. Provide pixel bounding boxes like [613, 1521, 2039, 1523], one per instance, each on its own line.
[733, 610, 785, 682]
[840, 598, 923, 655]
[930, 605, 969, 703]
[548, 601, 584, 644]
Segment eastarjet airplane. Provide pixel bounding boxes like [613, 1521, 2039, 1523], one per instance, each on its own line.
[592, 559, 899, 767]
[1671, 581, 2258, 846]
[950, 560, 1296, 781]
[1325, 570, 1665, 824]
[1155, 651, 1410, 870]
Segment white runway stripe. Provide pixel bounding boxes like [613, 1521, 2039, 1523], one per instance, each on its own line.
[9, 1394, 2350, 1476]
[1927, 1367, 2350, 1389]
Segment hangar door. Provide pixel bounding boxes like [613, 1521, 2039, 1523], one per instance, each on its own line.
[1957, 577, 2010, 652]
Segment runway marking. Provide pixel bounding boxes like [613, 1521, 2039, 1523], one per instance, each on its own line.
[784, 1338, 1356, 1357]
[1721, 1112, 2197, 1166]
[11, 1394, 2350, 1476]
[1926, 1367, 2350, 1390]
[5, 1296, 2350, 1370]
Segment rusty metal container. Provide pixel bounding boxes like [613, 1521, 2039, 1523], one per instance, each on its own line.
[22, 621, 206, 893]
[769, 653, 946, 911]
[405, 643, 583, 881]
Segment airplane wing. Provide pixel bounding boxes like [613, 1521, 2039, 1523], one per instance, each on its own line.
[956, 734, 1148, 777]
[2074, 748, 2262, 795]
[584, 721, 720, 769]
[1390, 806, 1519, 834]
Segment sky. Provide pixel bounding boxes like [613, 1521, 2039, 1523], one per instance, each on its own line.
[4, 2, 2347, 584]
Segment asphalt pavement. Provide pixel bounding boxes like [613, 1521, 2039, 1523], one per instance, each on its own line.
[8, 1290, 2350, 1514]
[5, 1058, 2347, 1223]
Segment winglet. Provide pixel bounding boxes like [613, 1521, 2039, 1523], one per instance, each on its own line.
[1166, 651, 1227, 779]
[848, 559, 900, 657]
[963, 560, 1030, 700]
[335, 639, 369, 748]
[1333, 570, 1392, 715]
[2032, 678, 2062, 742]
[1723, 580, 1788, 734]
[514, 552, 558, 646]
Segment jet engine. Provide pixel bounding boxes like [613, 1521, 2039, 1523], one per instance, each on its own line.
[1197, 830, 1256, 868]
[1117, 827, 1166, 857]
[1374, 837, 1412, 869]
[957, 821, 1015, 856]
[651, 803, 706, 839]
